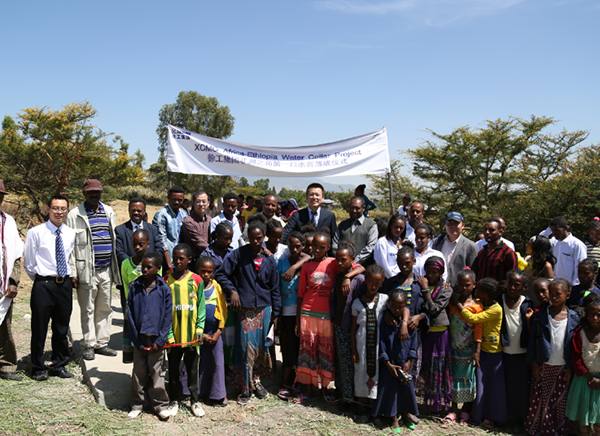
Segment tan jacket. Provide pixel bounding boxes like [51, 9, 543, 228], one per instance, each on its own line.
[66, 203, 121, 285]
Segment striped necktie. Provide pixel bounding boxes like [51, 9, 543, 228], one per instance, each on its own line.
[310, 210, 317, 225]
[56, 228, 68, 277]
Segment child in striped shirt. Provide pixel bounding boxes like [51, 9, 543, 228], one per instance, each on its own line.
[166, 243, 206, 417]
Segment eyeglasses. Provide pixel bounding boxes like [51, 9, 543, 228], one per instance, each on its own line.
[50, 207, 68, 212]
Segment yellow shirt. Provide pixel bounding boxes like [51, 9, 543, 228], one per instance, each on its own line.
[460, 301, 503, 353]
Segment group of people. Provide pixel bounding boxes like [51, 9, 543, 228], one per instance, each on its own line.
[0, 178, 599, 436]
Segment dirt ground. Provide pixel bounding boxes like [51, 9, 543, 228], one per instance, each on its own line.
[0, 200, 521, 435]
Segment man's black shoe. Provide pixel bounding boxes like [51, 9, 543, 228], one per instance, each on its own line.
[95, 346, 117, 357]
[32, 371, 49, 381]
[0, 372, 23, 381]
[48, 367, 74, 379]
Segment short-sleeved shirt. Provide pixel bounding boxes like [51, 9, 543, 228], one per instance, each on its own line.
[278, 257, 300, 316]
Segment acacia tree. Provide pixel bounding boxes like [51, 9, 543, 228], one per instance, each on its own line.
[0, 101, 145, 223]
[407, 116, 589, 247]
[151, 91, 236, 193]
[365, 158, 420, 215]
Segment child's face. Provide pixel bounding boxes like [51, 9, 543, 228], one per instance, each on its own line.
[506, 273, 526, 300]
[267, 227, 283, 247]
[475, 287, 491, 305]
[216, 230, 233, 249]
[587, 305, 600, 330]
[390, 220, 405, 239]
[198, 261, 215, 284]
[415, 228, 429, 252]
[425, 265, 442, 286]
[142, 258, 160, 279]
[248, 228, 265, 250]
[397, 252, 415, 275]
[365, 272, 384, 297]
[389, 295, 407, 318]
[548, 283, 569, 308]
[303, 236, 314, 256]
[132, 233, 150, 256]
[578, 264, 597, 288]
[588, 227, 600, 245]
[172, 249, 190, 272]
[335, 249, 354, 274]
[312, 235, 330, 260]
[534, 281, 550, 305]
[287, 236, 304, 258]
[458, 275, 475, 297]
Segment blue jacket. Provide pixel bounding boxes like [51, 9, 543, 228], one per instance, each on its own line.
[526, 305, 579, 368]
[214, 245, 281, 317]
[497, 294, 533, 349]
[127, 276, 173, 350]
[329, 273, 365, 330]
[383, 275, 429, 330]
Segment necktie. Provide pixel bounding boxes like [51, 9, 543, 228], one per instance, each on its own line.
[351, 220, 359, 233]
[311, 210, 317, 225]
[56, 228, 67, 277]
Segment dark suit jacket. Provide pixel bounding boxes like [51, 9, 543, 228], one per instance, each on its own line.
[281, 207, 337, 244]
[432, 233, 478, 288]
[115, 221, 165, 266]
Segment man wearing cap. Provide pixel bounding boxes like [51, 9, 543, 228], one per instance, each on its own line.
[25, 195, 76, 380]
[67, 179, 120, 361]
[397, 194, 411, 216]
[0, 181, 25, 380]
[432, 212, 479, 287]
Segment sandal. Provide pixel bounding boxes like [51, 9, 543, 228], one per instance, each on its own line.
[482, 419, 495, 429]
[323, 395, 340, 405]
[442, 412, 456, 424]
[459, 412, 470, 424]
[278, 389, 292, 401]
[392, 427, 402, 434]
[292, 394, 314, 404]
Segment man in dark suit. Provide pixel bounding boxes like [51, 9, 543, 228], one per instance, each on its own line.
[431, 212, 479, 288]
[115, 197, 165, 266]
[281, 183, 337, 244]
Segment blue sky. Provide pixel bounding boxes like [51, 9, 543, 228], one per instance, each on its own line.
[1, 0, 599, 191]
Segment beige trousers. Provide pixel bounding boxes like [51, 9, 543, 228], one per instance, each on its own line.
[77, 266, 113, 348]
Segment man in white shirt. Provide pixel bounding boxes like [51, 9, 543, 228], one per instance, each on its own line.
[210, 192, 245, 250]
[397, 194, 411, 216]
[549, 216, 587, 285]
[432, 212, 479, 287]
[0, 180, 24, 381]
[404, 202, 425, 244]
[475, 216, 515, 251]
[24, 195, 76, 381]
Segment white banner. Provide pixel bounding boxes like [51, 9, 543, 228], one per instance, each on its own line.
[166, 125, 390, 177]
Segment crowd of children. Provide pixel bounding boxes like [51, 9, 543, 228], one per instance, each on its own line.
[120, 206, 600, 436]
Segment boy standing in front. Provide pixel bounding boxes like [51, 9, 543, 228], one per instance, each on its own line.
[127, 252, 172, 420]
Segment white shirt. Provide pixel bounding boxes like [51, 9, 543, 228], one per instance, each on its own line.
[552, 234, 587, 285]
[547, 314, 567, 366]
[308, 206, 321, 226]
[440, 234, 462, 267]
[397, 205, 409, 216]
[476, 237, 515, 252]
[502, 295, 527, 355]
[129, 220, 145, 231]
[24, 221, 76, 279]
[374, 237, 400, 279]
[405, 222, 415, 243]
[210, 213, 245, 250]
[414, 247, 448, 283]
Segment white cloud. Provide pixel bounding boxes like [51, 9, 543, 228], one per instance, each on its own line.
[314, 0, 526, 26]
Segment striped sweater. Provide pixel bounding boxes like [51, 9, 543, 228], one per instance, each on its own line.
[166, 271, 206, 350]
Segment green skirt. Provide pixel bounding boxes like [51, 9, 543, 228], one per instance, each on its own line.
[566, 372, 600, 425]
[450, 349, 477, 403]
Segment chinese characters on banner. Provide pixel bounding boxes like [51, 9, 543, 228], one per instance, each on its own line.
[166, 125, 390, 177]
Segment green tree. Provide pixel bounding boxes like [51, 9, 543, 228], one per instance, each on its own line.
[152, 91, 236, 194]
[253, 178, 270, 193]
[407, 116, 589, 246]
[0, 101, 145, 223]
[365, 158, 420, 215]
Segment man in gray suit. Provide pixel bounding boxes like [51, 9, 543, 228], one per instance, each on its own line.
[332, 197, 377, 265]
[432, 212, 478, 288]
